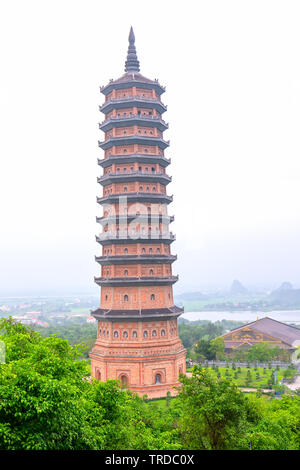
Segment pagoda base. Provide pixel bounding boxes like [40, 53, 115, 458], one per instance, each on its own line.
[90, 345, 186, 399]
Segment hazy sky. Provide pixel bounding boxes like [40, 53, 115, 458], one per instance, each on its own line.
[1, 0, 300, 296]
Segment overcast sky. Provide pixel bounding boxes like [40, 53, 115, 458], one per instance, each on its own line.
[1, 0, 300, 296]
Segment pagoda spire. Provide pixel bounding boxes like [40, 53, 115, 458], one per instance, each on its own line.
[124, 26, 140, 73]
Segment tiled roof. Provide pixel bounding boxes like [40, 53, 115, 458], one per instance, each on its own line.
[223, 317, 300, 346]
[92, 305, 183, 318]
[112, 72, 157, 85]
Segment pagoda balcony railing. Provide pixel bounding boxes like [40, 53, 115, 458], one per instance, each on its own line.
[100, 114, 167, 124]
[100, 96, 167, 114]
[97, 170, 172, 184]
[94, 275, 178, 286]
[96, 230, 175, 241]
[97, 192, 173, 204]
[96, 214, 174, 224]
[98, 135, 170, 150]
[97, 153, 171, 168]
[95, 254, 177, 264]
[99, 114, 168, 129]
[102, 95, 165, 105]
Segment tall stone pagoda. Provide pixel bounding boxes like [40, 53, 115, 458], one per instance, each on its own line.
[89, 27, 186, 398]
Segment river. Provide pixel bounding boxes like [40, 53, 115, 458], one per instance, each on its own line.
[181, 309, 300, 324]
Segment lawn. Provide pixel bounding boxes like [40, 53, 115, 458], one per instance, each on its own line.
[186, 366, 295, 389]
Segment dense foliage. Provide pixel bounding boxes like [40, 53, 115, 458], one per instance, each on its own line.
[0, 317, 299, 450]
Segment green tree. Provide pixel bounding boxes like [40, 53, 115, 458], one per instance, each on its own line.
[209, 337, 225, 361]
[177, 366, 257, 449]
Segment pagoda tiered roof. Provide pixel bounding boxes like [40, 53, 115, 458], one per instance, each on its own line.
[97, 153, 171, 168]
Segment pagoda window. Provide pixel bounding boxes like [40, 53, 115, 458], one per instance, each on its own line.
[152, 187, 156, 192]
[150, 131, 153, 135]
[120, 375, 128, 388]
[138, 110, 141, 115]
[161, 329, 166, 336]
[138, 166, 142, 171]
[123, 331, 128, 338]
[105, 295, 108, 301]
[150, 294, 155, 300]
[124, 270, 128, 276]
[124, 130, 127, 134]
[152, 330, 157, 337]
[114, 331, 119, 338]
[155, 373, 162, 384]
[132, 331, 137, 338]
[123, 168, 127, 172]
[143, 331, 148, 338]
[145, 167, 148, 172]
[149, 269, 153, 275]
[144, 149, 148, 153]
[130, 167, 134, 172]
[124, 187, 127, 192]
[149, 111, 152, 115]
[149, 248, 152, 254]
[124, 295, 129, 301]
[107, 331, 109, 337]
[116, 168, 120, 173]
[156, 248, 160, 253]
[142, 248, 146, 254]
[151, 167, 155, 172]
[123, 149, 127, 153]
[99, 329, 101, 336]
[124, 248, 128, 254]
[146, 186, 149, 192]
[138, 130, 141, 134]
[139, 186, 143, 191]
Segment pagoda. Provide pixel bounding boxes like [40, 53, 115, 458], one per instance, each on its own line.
[89, 27, 186, 399]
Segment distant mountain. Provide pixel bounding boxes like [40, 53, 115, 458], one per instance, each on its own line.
[275, 282, 293, 292]
[270, 282, 300, 305]
[230, 280, 248, 295]
[175, 291, 208, 301]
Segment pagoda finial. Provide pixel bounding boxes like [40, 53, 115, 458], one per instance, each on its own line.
[125, 26, 140, 73]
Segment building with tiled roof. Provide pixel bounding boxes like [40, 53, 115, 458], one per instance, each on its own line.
[222, 317, 300, 353]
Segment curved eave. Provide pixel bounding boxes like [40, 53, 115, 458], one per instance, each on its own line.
[98, 136, 170, 151]
[100, 80, 165, 97]
[96, 214, 174, 225]
[97, 193, 173, 205]
[94, 275, 178, 287]
[96, 234, 175, 245]
[99, 117, 168, 133]
[99, 98, 167, 115]
[91, 305, 184, 321]
[97, 154, 171, 168]
[97, 173, 172, 186]
[95, 254, 177, 265]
